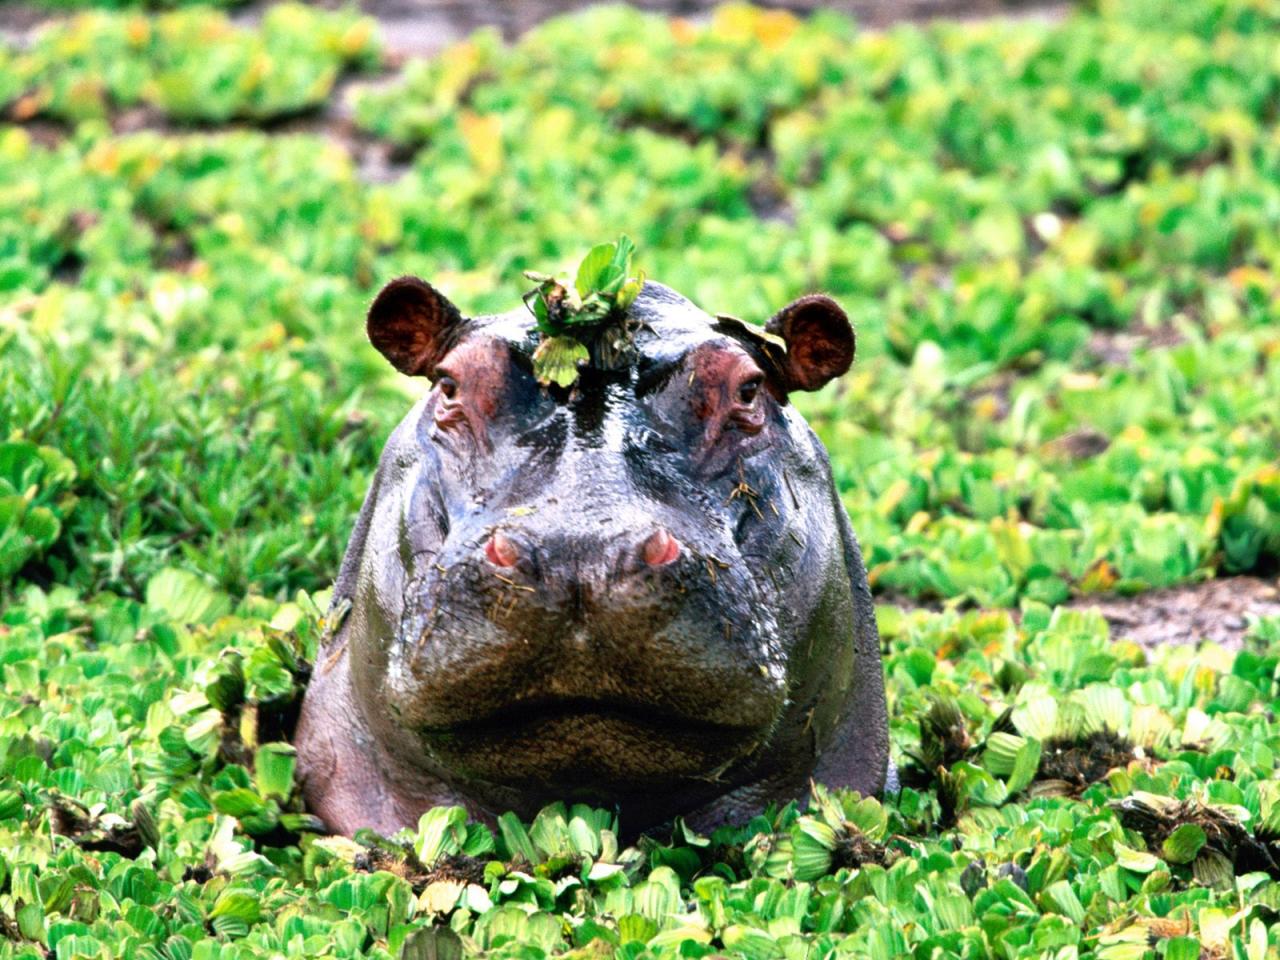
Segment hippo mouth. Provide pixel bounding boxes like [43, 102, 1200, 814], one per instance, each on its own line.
[423, 694, 760, 736]
[414, 693, 771, 794]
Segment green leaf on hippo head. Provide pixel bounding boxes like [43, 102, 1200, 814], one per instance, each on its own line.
[596, 234, 636, 298]
[616, 272, 646, 311]
[532, 336, 589, 388]
[575, 241, 617, 299]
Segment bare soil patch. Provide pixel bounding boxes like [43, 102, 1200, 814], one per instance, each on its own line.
[1070, 576, 1280, 650]
[1087, 323, 1186, 367]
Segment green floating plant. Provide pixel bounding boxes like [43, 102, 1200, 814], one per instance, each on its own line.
[524, 236, 646, 388]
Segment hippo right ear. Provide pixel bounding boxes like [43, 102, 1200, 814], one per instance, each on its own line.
[367, 276, 466, 377]
[765, 295, 855, 392]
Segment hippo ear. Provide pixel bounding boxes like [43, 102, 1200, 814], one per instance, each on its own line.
[765, 295, 854, 392]
[367, 276, 466, 377]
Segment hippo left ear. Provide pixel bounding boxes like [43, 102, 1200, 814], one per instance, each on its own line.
[765, 295, 854, 392]
[367, 276, 466, 377]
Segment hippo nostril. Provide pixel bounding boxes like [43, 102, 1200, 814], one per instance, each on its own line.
[485, 531, 519, 568]
[642, 528, 682, 567]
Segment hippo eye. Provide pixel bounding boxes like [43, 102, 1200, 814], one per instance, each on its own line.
[437, 376, 458, 400]
[737, 377, 763, 405]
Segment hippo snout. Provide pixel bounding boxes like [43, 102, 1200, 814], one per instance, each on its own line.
[353, 514, 792, 809]
[388, 520, 789, 732]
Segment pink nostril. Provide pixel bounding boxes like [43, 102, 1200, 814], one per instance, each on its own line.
[485, 531, 519, 568]
[642, 528, 682, 567]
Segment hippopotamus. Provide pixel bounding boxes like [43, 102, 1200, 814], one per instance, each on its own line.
[295, 275, 889, 836]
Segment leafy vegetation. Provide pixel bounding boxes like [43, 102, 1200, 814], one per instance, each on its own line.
[0, 5, 380, 125]
[1, 0, 1279, 956]
[4, 579, 1280, 958]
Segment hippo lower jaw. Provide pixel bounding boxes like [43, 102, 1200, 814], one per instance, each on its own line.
[412, 694, 775, 794]
[296, 647, 790, 835]
[298, 645, 889, 839]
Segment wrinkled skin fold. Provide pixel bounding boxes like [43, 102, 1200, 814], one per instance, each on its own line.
[296, 280, 889, 836]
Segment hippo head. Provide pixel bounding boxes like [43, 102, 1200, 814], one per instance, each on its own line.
[296, 278, 888, 836]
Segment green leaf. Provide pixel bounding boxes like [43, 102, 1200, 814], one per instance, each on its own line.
[722, 925, 783, 960]
[617, 914, 657, 944]
[416, 805, 468, 865]
[1160, 823, 1207, 865]
[498, 810, 539, 865]
[22, 506, 60, 550]
[146, 568, 231, 626]
[983, 732, 1026, 777]
[212, 788, 265, 819]
[1041, 879, 1085, 924]
[209, 890, 262, 924]
[615, 273, 645, 311]
[16, 901, 45, 944]
[575, 242, 616, 298]
[1006, 737, 1043, 795]
[529, 802, 573, 859]
[1163, 938, 1202, 960]
[1113, 842, 1161, 874]
[790, 818, 836, 881]
[254, 742, 296, 801]
[400, 925, 464, 960]
[532, 336, 589, 388]
[567, 815, 601, 858]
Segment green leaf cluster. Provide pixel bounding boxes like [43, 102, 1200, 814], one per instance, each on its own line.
[525, 236, 645, 387]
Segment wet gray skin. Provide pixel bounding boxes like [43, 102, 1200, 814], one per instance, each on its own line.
[295, 278, 889, 836]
